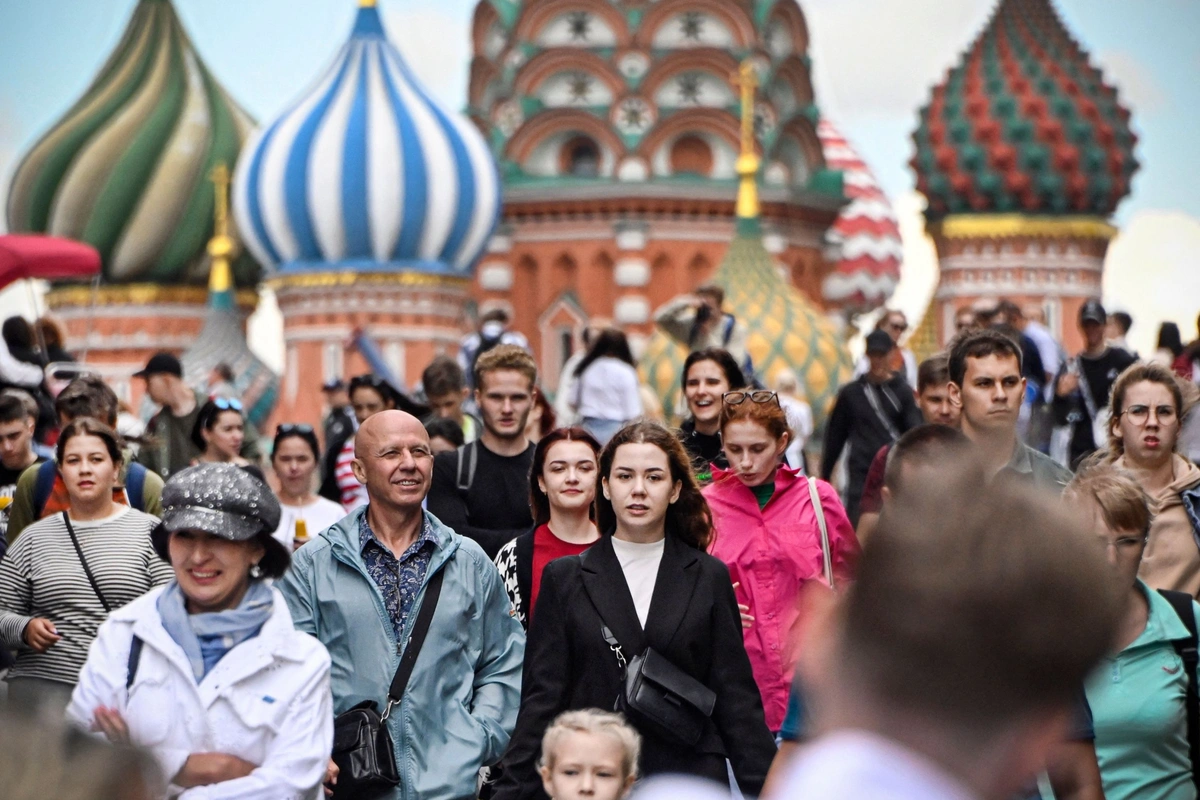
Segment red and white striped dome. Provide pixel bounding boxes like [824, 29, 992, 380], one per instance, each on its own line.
[819, 119, 902, 313]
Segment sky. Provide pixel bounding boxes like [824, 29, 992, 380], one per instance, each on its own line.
[0, 0, 1197, 368]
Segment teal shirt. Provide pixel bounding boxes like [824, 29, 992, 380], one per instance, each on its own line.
[1086, 580, 1200, 800]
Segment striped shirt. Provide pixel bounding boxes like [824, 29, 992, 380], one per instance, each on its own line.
[335, 435, 367, 512]
[0, 506, 172, 685]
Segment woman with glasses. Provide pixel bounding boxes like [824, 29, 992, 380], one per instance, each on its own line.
[190, 397, 261, 480]
[703, 389, 858, 735]
[1098, 363, 1200, 596]
[1065, 467, 1200, 800]
[271, 424, 345, 551]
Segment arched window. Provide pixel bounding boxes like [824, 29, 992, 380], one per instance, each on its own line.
[561, 136, 600, 177]
[670, 135, 713, 176]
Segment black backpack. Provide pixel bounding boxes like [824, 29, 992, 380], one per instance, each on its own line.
[469, 330, 504, 384]
[1159, 589, 1200, 793]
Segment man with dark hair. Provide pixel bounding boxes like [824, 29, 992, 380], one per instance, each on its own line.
[821, 330, 922, 525]
[0, 392, 42, 550]
[770, 460, 1120, 799]
[1053, 300, 1136, 468]
[422, 356, 480, 443]
[318, 378, 356, 503]
[1106, 310, 1135, 356]
[6, 375, 165, 545]
[428, 345, 537, 559]
[856, 354, 961, 542]
[881, 424, 975, 498]
[949, 328, 1071, 489]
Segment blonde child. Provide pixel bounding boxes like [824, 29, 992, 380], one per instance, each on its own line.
[539, 709, 641, 800]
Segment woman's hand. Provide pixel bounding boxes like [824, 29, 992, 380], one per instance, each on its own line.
[172, 754, 258, 788]
[324, 759, 339, 797]
[732, 582, 754, 630]
[91, 706, 131, 744]
[22, 618, 61, 652]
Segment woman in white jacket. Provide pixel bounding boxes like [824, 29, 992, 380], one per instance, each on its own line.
[68, 463, 334, 799]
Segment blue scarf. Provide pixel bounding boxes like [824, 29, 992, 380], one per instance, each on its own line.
[157, 579, 274, 682]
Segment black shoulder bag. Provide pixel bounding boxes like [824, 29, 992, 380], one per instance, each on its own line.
[62, 512, 113, 613]
[601, 626, 716, 747]
[1160, 589, 1200, 794]
[331, 568, 445, 800]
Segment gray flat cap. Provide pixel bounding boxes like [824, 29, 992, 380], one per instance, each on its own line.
[160, 463, 281, 542]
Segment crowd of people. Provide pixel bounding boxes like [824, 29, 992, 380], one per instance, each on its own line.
[0, 296, 1199, 800]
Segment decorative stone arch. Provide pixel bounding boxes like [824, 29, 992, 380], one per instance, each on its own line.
[507, 108, 626, 168]
[640, 49, 741, 99]
[538, 292, 590, 392]
[771, 56, 815, 111]
[471, 1, 502, 57]
[469, 57, 500, 111]
[637, 0, 757, 51]
[639, 109, 741, 178]
[772, 116, 825, 181]
[766, 1, 810, 59]
[513, 50, 626, 100]
[513, 0, 632, 48]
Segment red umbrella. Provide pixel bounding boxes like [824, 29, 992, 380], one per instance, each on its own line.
[0, 234, 100, 290]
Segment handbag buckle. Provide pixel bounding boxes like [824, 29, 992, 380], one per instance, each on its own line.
[602, 626, 627, 670]
[381, 697, 398, 722]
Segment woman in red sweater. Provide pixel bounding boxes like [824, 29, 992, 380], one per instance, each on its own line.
[494, 428, 602, 629]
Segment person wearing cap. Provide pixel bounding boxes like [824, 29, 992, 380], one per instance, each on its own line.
[1054, 300, 1137, 468]
[820, 329, 921, 524]
[278, 409, 524, 800]
[318, 378, 356, 501]
[134, 352, 261, 480]
[852, 309, 919, 389]
[0, 418, 172, 714]
[457, 308, 532, 394]
[67, 463, 334, 798]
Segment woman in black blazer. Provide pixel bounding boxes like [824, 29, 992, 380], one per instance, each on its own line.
[494, 420, 776, 798]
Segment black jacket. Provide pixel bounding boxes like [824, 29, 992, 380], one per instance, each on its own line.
[821, 374, 921, 487]
[493, 534, 776, 798]
[493, 527, 535, 629]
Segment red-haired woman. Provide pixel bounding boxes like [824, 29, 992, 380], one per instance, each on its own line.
[493, 428, 602, 629]
[495, 420, 776, 798]
[704, 390, 859, 734]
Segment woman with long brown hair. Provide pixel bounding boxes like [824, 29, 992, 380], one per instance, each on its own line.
[495, 420, 776, 798]
[493, 428, 602, 629]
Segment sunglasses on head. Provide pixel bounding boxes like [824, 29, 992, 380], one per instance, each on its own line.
[213, 397, 243, 411]
[723, 390, 780, 406]
[276, 423, 314, 436]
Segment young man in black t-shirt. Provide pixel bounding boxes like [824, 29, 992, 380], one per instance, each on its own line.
[427, 345, 537, 560]
[1054, 300, 1137, 468]
[0, 391, 44, 555]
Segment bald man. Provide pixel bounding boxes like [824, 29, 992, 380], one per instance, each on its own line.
[279, 410, 525, 800]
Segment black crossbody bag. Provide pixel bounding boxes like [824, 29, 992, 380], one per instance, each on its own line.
[62, 512, 114, 613]
[601, 626, 716, 747]
[331, 568, 445, 800]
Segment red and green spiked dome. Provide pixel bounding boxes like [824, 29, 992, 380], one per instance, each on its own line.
[911, 0, 1137, 221]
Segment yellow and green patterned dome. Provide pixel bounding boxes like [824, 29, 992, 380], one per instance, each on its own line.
[5, 0, 259, 286]
[641, 216, 852, 428]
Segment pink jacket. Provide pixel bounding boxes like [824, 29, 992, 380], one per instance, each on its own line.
[704, 466, 859, 731]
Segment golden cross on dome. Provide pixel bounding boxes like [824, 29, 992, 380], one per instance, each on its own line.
[733, 59, 761, 220]
[360, 0, 377, 7]
[207, 163, 234, 292]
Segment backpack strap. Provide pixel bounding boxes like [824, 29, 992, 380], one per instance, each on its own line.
[33, 459, 56, 517]
[806, 477, 834, 591]
[126, 635, 144, 690]
[1160, 588, 1200, 794]
[455, 441, 478, 496]
[124, 463, 147, 512]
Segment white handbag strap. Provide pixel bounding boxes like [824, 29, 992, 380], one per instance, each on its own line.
[807, 477, 835, 591]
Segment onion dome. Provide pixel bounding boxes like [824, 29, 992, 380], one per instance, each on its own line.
[911, 0, 1137, 220]
[641, 64, 852, 426]
[6, 0, 259, 286]
[818, 120, 902, 313]
[469, 0, 832, 194]
[234, 0, 501, 276]
[182, 165, 278, 428]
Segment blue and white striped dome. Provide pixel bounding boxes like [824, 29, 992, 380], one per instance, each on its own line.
[233, 2, 500, 276]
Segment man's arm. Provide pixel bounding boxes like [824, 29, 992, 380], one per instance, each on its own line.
[820, 391, 851, 481]
[5, 462, 42, 546]
[898, 384, 923, 431]
[0, 343, 43, 388]
[1045, 739, 1105, 800]
[652, 296, 699, 346]
[276, 547, 318, 637]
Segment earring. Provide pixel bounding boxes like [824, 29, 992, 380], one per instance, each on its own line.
[249, 563, 264, 579]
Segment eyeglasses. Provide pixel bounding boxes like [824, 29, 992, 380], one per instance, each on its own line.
[276, 423, 314, 436]
[723, 390, 780, 406]
[1120, 404, 1177, 426]
[886, 322, 909, 332]
[213, 397, 243, 412]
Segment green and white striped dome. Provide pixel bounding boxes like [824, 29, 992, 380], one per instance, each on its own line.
[6, 0, 259, 286]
